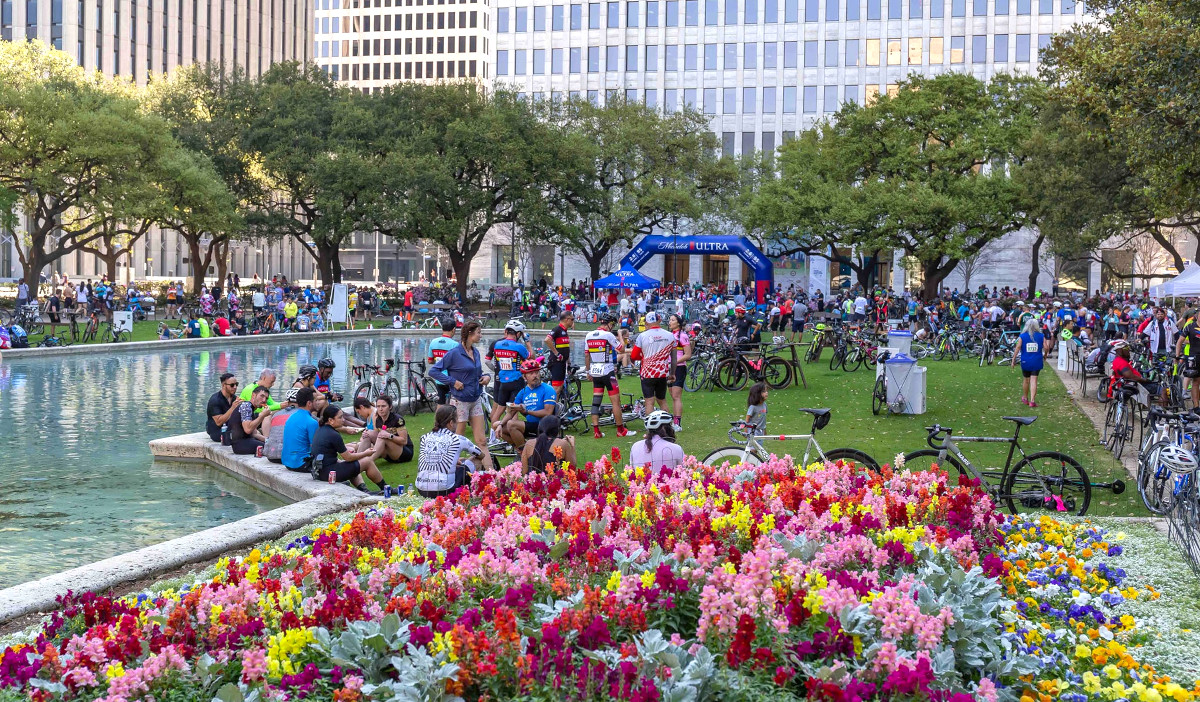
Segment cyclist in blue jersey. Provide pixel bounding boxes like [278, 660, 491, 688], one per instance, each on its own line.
[487, 319, 532, 422]
[427, 317, 461, 411]
[493, 359, 557, 450]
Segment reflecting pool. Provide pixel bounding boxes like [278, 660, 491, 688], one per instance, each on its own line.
[0, 335, 444, 589]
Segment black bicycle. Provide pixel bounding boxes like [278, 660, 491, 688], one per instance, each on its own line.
[399, 360, 441, 416]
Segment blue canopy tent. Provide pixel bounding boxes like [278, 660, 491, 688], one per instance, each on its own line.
[595, 266, 660, 290]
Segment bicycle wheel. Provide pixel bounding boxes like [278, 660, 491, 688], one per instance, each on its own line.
[1138, 442, 1177, 515]
[715, 358, 749, 391]
[842, 347, 863, 372]
[901, 449, 967, 478]
[763, 357, 792, 390]
[978, 341, 990, 367]
[83, 319, 97, 343]
[354, 382, 376, 402]
[936, 339, 951, 361]
[384, 378, 402, 402]
[1003, 451, 1091, 516]
[112, 329, 128, 343]
[684, 359, 708, 392]
[1108, 400, 1134, 459]
[702, 446, 759, 467]
[823, 448, 879, 471]
[829, 347, 844, 371]
[418, 377, 441, 414]
[872, 376, 886, 415]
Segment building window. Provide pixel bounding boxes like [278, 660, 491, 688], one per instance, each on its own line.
[783, 85, 796, 113]
[845, 38, 858, 65]
[627, 0, 639, 24]
[951, 0, 963, 15]
[865, 38, 879, 66]
[1036, 33, 1050, 59]
[571, 2, 581, 26]
[823, 85, 837, 112]
[570, 46, 581, 70]
[1016, 0, 1028, 13]
[607, 0, 618, 25]
[745, 0, 757, 21]
[783, 40, 796, 67]
[824, 39, 837, 66]
[646, 43, 657, 69]
[496, 48, 508, 73]
[534, 47, 546, 72]
[497, 6, 508, 30]
[950, 35, 964, 62]
[685, 0, 697, 23]
[887, 39, 901, 65]
[724, 42, 736, 68]
[846, 0, 858, 18]
[607, 44, 618, 69]
[765, 0, 777, 19]
[844, 85, 858, 104]
[666, 0, 677, 23]
[972, 34, 985, 63]
[665, 43, 677, 69]
[626, 44, 637, 69]
[994, 33, 1008, 62]
[703, 87, 716, 113]
[722, 131, 734, 155]
[1015, 33, 1029, 61]
[908, 37, 921, 63]
[764, 41, 777, 67]
[867, 0, 878, 19]
[723, 87, 735, 113]
[588, 45, 599, 70]
[514, 48, 526, 73]
[803, 86, 816, 113]
[744, 41, 757, 68]
[742, 86, 755, 112]
[589, 1, 600, 27]
[784, 0, 796, 19]
[803, 40, 816, 67]
[763, 85, 776, 112]
[704, 0, 716, 24]
[664, 87, 677, 111]
[684, 43, 696, 69]
[929, 36, 943, 63]
[535, 5, 546, 28]
[703, 42, 715, 69]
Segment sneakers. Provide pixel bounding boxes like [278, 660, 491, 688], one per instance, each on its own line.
[672, 423, 682, 432]
[593, 426, 604, 439]
[616, 425, 630, 438]
[1021, 396, 1029, 405]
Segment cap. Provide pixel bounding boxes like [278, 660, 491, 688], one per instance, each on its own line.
[645, 311, 659, 325]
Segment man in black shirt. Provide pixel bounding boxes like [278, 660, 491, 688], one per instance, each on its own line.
[733, 306, 762, 347]
[544, 311, 574, 392]
[205, 373, 243, 443]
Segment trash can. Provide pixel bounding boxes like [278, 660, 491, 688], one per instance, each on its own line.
[886, 330, 913, 357]
[884, 352, 927, 414]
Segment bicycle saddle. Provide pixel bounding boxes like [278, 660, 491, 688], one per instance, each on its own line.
[798, 408, 831, 418]
[1001, 416, 1037, 425]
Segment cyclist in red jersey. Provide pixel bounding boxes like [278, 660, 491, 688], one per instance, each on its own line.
[584, 315, 629, 439]
[544, 311, 574, 391]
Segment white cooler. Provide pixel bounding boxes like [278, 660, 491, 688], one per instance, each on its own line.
[887, 330, 913, 357]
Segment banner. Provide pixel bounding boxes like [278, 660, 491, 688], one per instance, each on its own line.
[330, 284, 349, 323]
[809, 257, 830, 298]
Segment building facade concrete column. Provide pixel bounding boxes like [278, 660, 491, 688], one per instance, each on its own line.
[1089, 259, 1102, 296]
[891, 249, 906, 295]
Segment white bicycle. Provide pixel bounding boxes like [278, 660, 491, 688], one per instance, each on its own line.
[702, 408, 879, 470]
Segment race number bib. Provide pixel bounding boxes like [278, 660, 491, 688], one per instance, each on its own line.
[590, 363, 607, 376]
[498, 357, 514, 371]
[1025, 342, 1039, 353]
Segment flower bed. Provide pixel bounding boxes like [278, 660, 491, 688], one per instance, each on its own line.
[1, 453, 1197, 702]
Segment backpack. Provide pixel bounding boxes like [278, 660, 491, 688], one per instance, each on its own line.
[9, 325, 29, 349]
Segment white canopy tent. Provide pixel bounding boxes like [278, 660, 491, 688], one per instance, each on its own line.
[1150, 262, 1200, 298]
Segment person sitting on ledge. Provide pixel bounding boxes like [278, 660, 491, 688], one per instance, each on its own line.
[241, 368, 283, 413]
[311, 405, 389, 493]
[206, 372, 242, 443]
[354, 394, 414, 463]
[264, 388, 301, 463]
[228, 385, 272, 455]
[282, 387, 319, 473]
[292, 364, 318, 391]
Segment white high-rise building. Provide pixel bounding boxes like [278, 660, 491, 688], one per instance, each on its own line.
[0, 0, 315, 284]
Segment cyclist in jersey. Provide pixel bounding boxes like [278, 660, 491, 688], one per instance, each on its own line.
[492, 359, 557, 450]
[629, 410, 686, 473]
[544, 311, 574, 392]
[632, 312, 678, 418]
[667, 313, 691, 431]
[487, 319, 532, 422]
[315, 358, 344, 403]
[585, 315, 630, 439]
[427, 317, 460, 410]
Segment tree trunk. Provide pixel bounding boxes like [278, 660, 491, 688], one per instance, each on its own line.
[19, 243, 46, 298]
[332, 246, 343, 283]
[102, 253, 119, 284]
[581, 247, 608, 288]
[919, 258, 956, 301]
[186, 237, 204, 294]
[452, 257, 472, 301]
[315, 243, 335, 287]
[214, 239, 229, 291]
[1027, 233, 1045, 300]
[1148, 226, 1186, 275]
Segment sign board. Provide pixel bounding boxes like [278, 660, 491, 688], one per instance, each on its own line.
[112, 310, 134, 333]
[329, 283, 349, 323]
[809, 256, 830, 298]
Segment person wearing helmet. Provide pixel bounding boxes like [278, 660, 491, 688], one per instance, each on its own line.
[492, 359, 557, 450]
[733, 305, 762, 348]
[315, 358, 343, 403]
[632, 311, 677, 417]
[630, 410, 686, 473]
[1176, 308, 1200, 410]
[264, 387, 304, 463]
[1110, 343, 1163, 400]
[428, 317, 460, 410]
[584, 315, 630, 438]
[293, 364, 319, 390]
[487, 320, 533, 422]
[544, 311, 574, 392]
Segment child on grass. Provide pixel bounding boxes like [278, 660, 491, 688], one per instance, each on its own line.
[744, 382, 769, 434]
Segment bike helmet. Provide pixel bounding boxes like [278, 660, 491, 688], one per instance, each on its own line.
[1110, 339, 1129, 350]
[505, 319, 527, 334]
[317, 358, 336, 370]
[520, 358, 543, 373]
[1157, 444, 1199, 475]
[297, 364, 318, 379]
[734, 305, 747, 314]
[643, 410, 674, 430]
[601, 313, 618, 326]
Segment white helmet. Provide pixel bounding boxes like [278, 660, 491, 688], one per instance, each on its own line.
[504, 319, 526, 334]
[1054, 301, 1062, 308]
[1156, 444, 1198, 475]
[644, 410, 674, 430]
[1110, 339, 1129, 350]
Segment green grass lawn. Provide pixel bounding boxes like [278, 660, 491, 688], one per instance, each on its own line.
[366, 350, 1140, 517]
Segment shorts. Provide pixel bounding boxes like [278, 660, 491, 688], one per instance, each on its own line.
[641, 376, 668, 400]
[792, 317, 805, 332]
[318, 460, 361, 483]
[404, 304, 412, 312]
[453, 397, 486, 422]
[524, 420, 540, 438]
[591, 373, 620, 395]
[417, 464, 470, 498]
[435, 381, 451, 404]
[231, 438, 264, 455]
[495, 379, 524, 406]
[549, 359, 567, 382]
[671, 364, 688, 388]
[1022, 368, 1041, 378]
[48, 312, 60, 323]
[908, 314, 918, 323]
[1185, 356, 1200, 379]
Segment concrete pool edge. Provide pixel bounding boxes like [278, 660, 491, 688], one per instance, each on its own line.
[0, 325, 506, 359]
[0, 493, 367, 624]
[0, 433, 382, 625]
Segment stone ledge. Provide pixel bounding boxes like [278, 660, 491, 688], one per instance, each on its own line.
[0, 494, 366, 624]
[149, 431, 369, 503]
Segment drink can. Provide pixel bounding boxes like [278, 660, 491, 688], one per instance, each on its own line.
[328, 471, 337, 484]
[396, 484, 406, 495]
[382, 485, 392, 498]
[255, 445, 263, 458]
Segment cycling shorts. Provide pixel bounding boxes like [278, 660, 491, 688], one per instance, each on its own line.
[434, 381, 451, 405]
[671, 365, 688, 388]
[641, 377, 668, 400]
[549, 359, 568, 382]
[495, 379, 524, 407]
[591, 373, 620, 395]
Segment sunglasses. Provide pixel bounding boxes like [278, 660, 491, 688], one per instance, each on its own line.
[225, 382, 239, 387]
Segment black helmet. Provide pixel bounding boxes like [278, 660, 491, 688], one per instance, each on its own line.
[317, 358, 335, 370]
[601, 313, 618, 326]
[297, 364, 318, 379]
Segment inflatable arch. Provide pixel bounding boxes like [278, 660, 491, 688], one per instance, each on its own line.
[621, 235, 774, 304]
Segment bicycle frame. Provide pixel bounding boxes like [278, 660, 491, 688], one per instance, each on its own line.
[734, 432, 828, 467]
[926, 432, 1025, 482]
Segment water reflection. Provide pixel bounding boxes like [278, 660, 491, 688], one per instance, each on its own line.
[0, 335, 453, 589]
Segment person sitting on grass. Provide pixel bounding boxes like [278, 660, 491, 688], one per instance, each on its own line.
[520, 415, 575, 473]
[492, 359, 557, 451]
[416, 406, 483, 498]
[281, 387, 319, 473]
[629, 410, 686, 473]
[228, 385, 272, 455]
[354, 394, 414, 463]
[292, 364, 318, 390]
[311, 405, 390, 494]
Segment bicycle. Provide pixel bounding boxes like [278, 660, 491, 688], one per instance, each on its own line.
[1137, 407, 1196, 515]
[352, 359, 401, 402]
[902, 417, 1093, 516]
[398, 360, 441, 416]
[702, 408, 879, 470]
[683, 342, 727, 392]
[715, 344, 792, 391]
[101, 320, 129, 343]
[1102, 378, 1141, 460]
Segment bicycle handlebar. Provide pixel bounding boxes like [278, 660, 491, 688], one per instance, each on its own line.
[923, 424, 952, 448]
